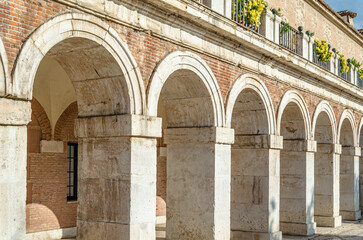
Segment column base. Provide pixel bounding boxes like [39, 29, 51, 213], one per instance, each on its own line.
[340, 210, 361, 220]
[280, 222, 316, 236]
[231, 230, 282, 240]
[315, 215, 342, 227]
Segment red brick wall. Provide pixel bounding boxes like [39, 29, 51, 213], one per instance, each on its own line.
[27, 101, 78, 233]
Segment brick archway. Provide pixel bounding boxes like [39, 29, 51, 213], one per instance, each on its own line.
[0, 36, 10, 96]
[225, 73, 276, 134]
[12, 13, 145, 116]
[30, 98, 51, 141]
[54, 102, 78, 142]
[147, 50, 225, 127]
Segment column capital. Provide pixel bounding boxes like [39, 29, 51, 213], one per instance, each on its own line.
[0, 98, 31, 125]
[75, 114, 162, 138]
[233, 134, 283, 149]
[316, 143, 341, 154]
[283, 139, 317, 152]
[164, 127, 234, 145]
[341, 146, 361, 156]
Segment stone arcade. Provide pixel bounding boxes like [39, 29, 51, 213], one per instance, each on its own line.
[0, 0, 362, 239]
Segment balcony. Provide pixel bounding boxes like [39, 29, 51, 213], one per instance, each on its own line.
[193, 0, 362, 89]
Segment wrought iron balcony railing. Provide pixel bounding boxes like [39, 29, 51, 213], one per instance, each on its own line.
[279, 23, 302, 56]
[231, 0, 260, 33]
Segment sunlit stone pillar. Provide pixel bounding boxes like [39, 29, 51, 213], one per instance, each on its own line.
[314, 143, 342, 227]
[164, 127, 234, 240]
[231, 134, 282, 240]
[0, 98, 31, 240]
[340, 146, 361, 220]
[75, 115, 162, 240]
[280, 140, 316, 236]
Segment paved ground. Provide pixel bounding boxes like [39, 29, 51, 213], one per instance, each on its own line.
[63, 221, 363, 239]
[284, 220, 363, 240]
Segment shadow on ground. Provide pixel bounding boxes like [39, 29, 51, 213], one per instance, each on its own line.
[283, 220, 363, 240]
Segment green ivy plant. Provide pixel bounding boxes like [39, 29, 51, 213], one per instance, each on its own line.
[351, 58, 361, 68]
[280, 23, 290, 33]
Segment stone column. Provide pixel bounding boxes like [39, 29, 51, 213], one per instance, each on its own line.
[314, 143, 342, 227]
[329, 52, 337, 75]
[301, 34, 310, 60]
[231, 134, 282, 240]
[272, 14, 282, 45]
[347, 66, 356, 84]
[340, 146, 361, 220]
[280, 140, 316, 236]
[360, 150, 363, 213]
[75, 114, 162, 240]
[0, 98, 31, 240]
[164, 127, 234, 240]
[260, 10, 274, 42]
[332, 53, 339, 75]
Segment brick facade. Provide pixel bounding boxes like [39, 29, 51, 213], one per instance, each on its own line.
[27, 101, 78, 233]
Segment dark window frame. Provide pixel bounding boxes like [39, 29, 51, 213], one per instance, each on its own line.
[67, 142, 78, 201]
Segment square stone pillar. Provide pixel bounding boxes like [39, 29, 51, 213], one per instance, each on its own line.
[211, 0, 225, 16]
[0, 98, 31, 240]
[347, 66, 356, 84]
[164, 127, 234, 240]
[231, 134, 283, 240]
[307, 37, 315, 62]
[75, 114, 162, 240]
[314, 143, 342, 227]
[272, 14, 282, 45]
[280, 140, 317, 236]
[340, 146, 361, 220]
[301, 34, 310, 60]
[260, 10, 274, 42]
[332, 53, 339, 75]
[360, 151, 363, 213]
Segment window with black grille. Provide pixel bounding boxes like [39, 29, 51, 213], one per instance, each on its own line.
[67, 143, 78, 201]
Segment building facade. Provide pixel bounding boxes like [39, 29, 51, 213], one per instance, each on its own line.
[0, 0, 363, 239]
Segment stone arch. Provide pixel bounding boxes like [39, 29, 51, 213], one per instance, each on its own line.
[277, 90, 311, 140]
[312, 100, 337, 144]
[226, 74, 280, 237]
[337, 109, 357, 147]
[0, 36, 10, 96]
[54, 102, 78, 142]
[147, 51, 225, 127]
[357, 116, 363, 147]
[31, 98, 51, 141]
[12, 13, 145, 115]
[338, 109, 360, 221]
[225, 73, 276, 134]
[312, 101, 342, 227]
[278, 90, 316, 236]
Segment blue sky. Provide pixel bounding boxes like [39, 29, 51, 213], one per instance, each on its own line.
[325, 0, 363, 30]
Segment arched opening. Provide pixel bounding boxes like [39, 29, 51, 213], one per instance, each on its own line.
[149, 51, 229, 239]
[230, 87, 280, 239]
[158, 69, 215, 239]
[16, 13, 147, 239]
[313, 107, 341, 227]
[26, 36, 132, 237]
[339, 116, 361, 220]
[359, 121, 363, 214]
[279, 98, 315, 236]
